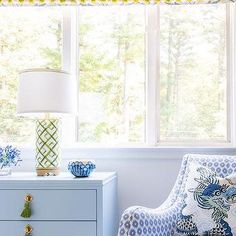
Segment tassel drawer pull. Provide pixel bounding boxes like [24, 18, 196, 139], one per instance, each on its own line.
[24, 224, 33, 236]
[21, 194, 33, 218]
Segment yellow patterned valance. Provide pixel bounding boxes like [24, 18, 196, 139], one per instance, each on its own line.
[0, 0, 234, 5]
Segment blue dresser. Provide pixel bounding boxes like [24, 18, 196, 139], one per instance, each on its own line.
[0, 172, 117, 236]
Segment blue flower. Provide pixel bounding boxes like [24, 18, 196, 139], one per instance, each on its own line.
[0, 146, 21, 169]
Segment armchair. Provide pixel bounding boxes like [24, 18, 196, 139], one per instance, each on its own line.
[118, 154, 236, 236]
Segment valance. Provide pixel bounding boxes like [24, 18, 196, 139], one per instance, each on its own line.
[0, 0, 234, 6]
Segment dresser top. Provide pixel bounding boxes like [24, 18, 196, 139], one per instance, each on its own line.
[0, 172, 116, 189]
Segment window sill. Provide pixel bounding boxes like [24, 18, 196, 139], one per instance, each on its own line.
[19, 145, 236, 160]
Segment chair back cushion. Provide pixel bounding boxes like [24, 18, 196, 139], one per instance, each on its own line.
[166, 154, 236, 207]
[187, 154, 236, 177]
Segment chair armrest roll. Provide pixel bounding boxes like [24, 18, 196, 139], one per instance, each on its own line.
[118, 203, 181, 236]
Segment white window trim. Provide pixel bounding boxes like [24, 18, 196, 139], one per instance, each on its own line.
[61, 5, 235, 147]
[62, 7, 78, 142]
[229, 3, 236, 146]
[146, 5, 160, 146]
[20, 146, 236, 160]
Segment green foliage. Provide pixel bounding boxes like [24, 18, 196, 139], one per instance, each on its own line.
[160, 5, 227, 141]
[0, 8, 62, 144]
[0, 5, 228, 144]
[78, 6, 145, 143]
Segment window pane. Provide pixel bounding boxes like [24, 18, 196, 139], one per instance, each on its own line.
[160, 5, 227, 142]
[0, 7, 63, 144]
[78, 6, 146, 144]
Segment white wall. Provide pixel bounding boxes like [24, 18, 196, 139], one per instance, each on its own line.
[15, 147, 236, 217]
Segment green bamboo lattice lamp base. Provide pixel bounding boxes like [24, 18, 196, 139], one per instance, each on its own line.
[36, 119, 61, 176]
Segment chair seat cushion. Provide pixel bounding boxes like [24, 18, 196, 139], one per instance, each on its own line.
[176, 162, 236, 235]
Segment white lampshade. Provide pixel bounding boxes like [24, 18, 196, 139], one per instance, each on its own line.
[17, 68, 76, 116]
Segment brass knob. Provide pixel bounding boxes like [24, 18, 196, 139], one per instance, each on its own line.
[21, 194, 33, 218]
[24, 224, 33, 235]
[25, 194, 33, 202]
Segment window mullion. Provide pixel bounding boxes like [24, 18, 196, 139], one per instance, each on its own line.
[146, 5, 160, 146]
[62, 8, 78, 143]
[227, 3, 236, 146]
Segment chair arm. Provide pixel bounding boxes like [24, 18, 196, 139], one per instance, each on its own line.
[118, 204, 181, 236]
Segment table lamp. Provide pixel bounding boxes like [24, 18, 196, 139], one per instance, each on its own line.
[17, 69, 75, 176]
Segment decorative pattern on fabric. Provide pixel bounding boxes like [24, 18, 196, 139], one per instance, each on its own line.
[176, 164, 236, 235]
[0, 0, 235, 5]
[36, 119, 60, 169]
[118, 154, 236, 236]
[118, 205, 180, 236]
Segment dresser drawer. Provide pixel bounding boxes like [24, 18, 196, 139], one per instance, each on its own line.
[0, 221, 96, 236]
[0, 190, 96, 220]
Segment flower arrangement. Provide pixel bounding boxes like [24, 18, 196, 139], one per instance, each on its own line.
[0, 146, 21, 169]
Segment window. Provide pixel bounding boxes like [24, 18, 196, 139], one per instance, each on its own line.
[159, 4, 228, 143]
[0, 4, 234, 146]
[0, 7, 63, 144]
[78, 6, 146, 144]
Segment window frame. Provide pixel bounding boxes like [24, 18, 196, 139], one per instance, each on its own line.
[62, 7, 78, 144]
[63, 4, 234, 147]
[146, 4, 234, 146]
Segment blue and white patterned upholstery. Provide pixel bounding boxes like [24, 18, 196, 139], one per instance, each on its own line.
[118, 154, 236, 236]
